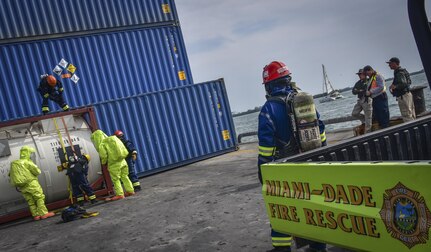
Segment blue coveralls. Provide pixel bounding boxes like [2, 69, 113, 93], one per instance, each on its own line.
[66, 156, 96, 204]
[37, 77, 69, 114]
[258, 85, 327, 251]
[119, 136, 141, 189]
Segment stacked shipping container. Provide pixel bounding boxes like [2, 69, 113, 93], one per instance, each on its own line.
[0, 0, 179, 40]
[0, 0, 238, 175]
[0, 26, 193, 120]
[0, 0, 193, 121]
[94, 79, 237, 176]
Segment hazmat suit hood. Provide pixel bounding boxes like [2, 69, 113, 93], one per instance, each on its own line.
[91, 130, 108, 152]
[10, 146, 41, 187]
[20, 146, 35, 160]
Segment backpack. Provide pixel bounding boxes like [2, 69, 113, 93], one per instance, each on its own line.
[61, 205, 87, 222]
[400, 68, 412, 88]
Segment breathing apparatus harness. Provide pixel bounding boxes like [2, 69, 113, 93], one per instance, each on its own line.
[266, 80, 321, 157]
[265, 79, 301, 158]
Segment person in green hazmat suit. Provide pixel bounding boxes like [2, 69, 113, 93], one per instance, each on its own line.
[91, 130, 135, 201]
[9, 146, 55, 220]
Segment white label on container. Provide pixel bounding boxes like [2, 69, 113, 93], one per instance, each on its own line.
[71, 74, 80, 84]
[59, 58, 68, 68]
[53, 65, 62, 76]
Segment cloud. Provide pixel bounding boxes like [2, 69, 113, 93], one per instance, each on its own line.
[176, 0, 426, 112]
[187, 36, 231, 54]
[232, 18, 282, 36]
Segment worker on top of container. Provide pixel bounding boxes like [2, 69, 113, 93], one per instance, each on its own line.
[9, 146, 55, 221]
[258, 61, 327, 252]
[66, 154, 97, 206]
[91, 130, 135, 201]
[114, 130, 141, 191]
[37, 74, 69, 115]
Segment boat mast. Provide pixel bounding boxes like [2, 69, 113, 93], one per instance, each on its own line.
[322, 64, 327, 94]
[322, 64, 335, 94]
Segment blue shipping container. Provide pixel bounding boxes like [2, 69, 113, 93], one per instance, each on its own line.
[92, 79, 238, 176]
[0, 0, 179, 41]
[0, 25, 193, 121]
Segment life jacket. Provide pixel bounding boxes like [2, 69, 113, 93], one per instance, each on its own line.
[369, 73, 386, 97]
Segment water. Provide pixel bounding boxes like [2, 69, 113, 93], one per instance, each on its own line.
[233, 72, 431, 143]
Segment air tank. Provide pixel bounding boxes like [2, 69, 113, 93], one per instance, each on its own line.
[293, 92, 322, 152]
[0, 115, 101, 217]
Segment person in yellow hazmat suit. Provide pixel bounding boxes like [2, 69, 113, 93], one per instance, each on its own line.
[91, 130, 135, 201]
[9, 146, 55, 221]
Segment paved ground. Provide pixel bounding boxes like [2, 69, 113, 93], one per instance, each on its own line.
[0, 143, 353, 252]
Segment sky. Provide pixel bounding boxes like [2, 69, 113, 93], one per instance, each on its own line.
[175, 0, 430, 113]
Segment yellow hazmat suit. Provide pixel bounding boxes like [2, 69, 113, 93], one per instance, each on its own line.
[9, 146, 49, 218]
[91, 130, 134, 196]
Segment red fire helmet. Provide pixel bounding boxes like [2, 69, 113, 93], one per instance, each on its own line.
[114, 130, 124, 137]
[262, 61, 291, 84]
[46, 75, 57, 87]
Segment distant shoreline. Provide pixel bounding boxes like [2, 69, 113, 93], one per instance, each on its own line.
[232, 69, 425, 117]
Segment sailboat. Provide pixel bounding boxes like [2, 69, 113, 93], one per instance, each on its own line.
[319, 64, 344, 103]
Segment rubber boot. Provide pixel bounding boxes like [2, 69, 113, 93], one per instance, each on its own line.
[41, 212, 55, 219]
[124, 192, 135, 197]
[33, 216, 41, 221]
[134, 185, 142, 192]
[105, 195, 124, 201]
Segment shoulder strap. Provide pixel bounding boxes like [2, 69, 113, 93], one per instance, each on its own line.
[267, 93, 300, 154]
[402, 68, 411, 85]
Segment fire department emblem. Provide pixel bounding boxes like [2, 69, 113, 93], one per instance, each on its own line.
[379, 182, 431, 249]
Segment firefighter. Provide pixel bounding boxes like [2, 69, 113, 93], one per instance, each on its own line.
[114, 130, 141, 191]
[37, 74, 69, 114]
[258, 61, 327, 252]
[91, 130, 135, 201]
[66, 154, 97, 205]
[9, 146, 55, 221]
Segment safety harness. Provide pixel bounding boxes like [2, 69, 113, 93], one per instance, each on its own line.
[266, 92, 300, 158]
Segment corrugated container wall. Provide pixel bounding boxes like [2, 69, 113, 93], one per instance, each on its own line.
[0, 0, 179, 40]
[0, 0, 195, 122]
[93, 79, 238, 176]
[0, 25, 193, 121]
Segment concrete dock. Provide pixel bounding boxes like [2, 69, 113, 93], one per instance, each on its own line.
[0, 142, 352, 252]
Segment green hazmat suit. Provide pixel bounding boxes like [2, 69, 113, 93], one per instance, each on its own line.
[91, 130, 134, 196]
[9, 146, 49, 217]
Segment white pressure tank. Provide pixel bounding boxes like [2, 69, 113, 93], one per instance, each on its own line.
[0, 115, 101, 216]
